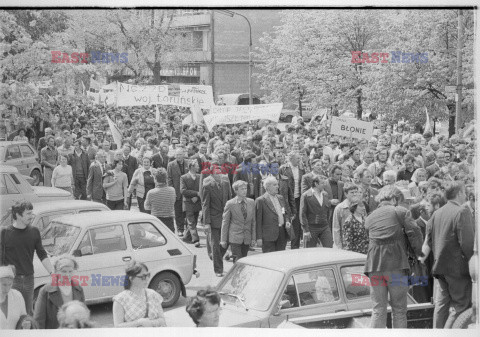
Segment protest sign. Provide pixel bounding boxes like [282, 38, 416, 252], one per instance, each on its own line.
[115, 82, 214, 108]
[203, 103, 283, 129]
[330, 116, 373, 140]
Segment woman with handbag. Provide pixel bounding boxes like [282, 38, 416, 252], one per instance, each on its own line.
[112, 261, 166, 327]
[364, 185, 424, 328]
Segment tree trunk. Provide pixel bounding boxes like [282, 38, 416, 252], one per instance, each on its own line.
[356, 88, 363, 119]
[153, 61, 162, 85]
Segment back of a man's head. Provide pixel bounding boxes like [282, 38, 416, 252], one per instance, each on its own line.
[444, 181, 465, 201]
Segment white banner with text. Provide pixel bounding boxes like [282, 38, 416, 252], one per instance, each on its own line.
[330, 116, 374, 140]
[203, 103, 283, 129]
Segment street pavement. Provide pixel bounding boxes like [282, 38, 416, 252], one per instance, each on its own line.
[89, 217, 262, 327]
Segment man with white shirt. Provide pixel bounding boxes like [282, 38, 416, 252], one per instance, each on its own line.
[87, 152, 107, 203]
[322, 138, 342, 163]
[299, 175, 333, 248]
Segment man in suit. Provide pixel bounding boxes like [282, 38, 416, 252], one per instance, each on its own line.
[151, 143, 169, 170]
[121, 143, 138, 184]
[168, 147, 188, 237]
[425, 150, 446, 179]
[220, 180, 256, 262]
[233, 152, 262, 200]
[81, 135, 97, 162]
[37, 127, 53, 157]
[278, 151, 304, 249]
[300, 175, 333, 248]
[255, 176, 292, 253]
[201, 163, 232, 277]
[325, 164, 345, 231]
[87, 152, 107, 203]
[180, 160, 202, 247]
[68, 139, 90, 200]
[301, 158, 326, 194]
[421, 181, 475, 328]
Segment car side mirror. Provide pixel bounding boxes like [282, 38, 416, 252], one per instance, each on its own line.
[72, 249, 82, 257]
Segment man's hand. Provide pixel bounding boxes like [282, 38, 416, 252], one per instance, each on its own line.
[204, 224, 211, 234]
[124, 201, 129, 209]
[304, 232, 312, 241]
[192, 197, 198, 203]
[286, 222, 291, 230]
[220, 241, 227, 249]
[418, 256, 427, 264]
[251, 240, 256, 247]
[331, 199, 340, 206]
[256, 239, 262, 247]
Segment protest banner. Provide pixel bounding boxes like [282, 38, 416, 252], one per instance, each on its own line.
[203, 103, 283, 129]
[115, 82, 214, 108]
[330, 116, 374, 140]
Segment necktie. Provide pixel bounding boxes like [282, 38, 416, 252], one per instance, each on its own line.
[241, 200, 247, 219]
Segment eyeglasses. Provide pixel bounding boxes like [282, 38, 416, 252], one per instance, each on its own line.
[136, 273, 151, 280]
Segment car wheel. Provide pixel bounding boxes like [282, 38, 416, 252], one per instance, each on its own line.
[30, 169, 42, 186]
[284, 115, 293, 123]
[451, 307, 473, 328]
[150, 271, 181, 308]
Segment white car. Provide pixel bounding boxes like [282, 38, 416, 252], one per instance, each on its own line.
[0, 165, 73, 216]
[0, 200, 110, 232]
[34, 211, 199, 308]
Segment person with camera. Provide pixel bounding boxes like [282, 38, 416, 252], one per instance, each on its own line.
[103, 159, 129, 210]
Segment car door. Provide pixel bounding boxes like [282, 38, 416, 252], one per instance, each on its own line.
[126, 222, 168, 266]
[339, 264, 372, 311]
[19, 144, 37, 174]
[6, 145, 25, 174]
[72, 224, 130, 301]
[270, 266, 348, 327]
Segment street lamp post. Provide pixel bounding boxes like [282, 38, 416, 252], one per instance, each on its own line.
[215, 10, 253, 105]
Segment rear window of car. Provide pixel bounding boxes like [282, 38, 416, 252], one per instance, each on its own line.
[7, 145, 21, 159]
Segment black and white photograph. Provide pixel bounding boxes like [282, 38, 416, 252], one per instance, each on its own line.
[0, 1, 478, 334]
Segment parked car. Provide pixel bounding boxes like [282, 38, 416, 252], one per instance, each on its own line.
[0, 141, 43, 185]
[165, 248, 433, 328]
[0, 165, 73, 216]
[0, 200, 110, 232]
[217, 93, 262, 105]
[33, 211, 199, 308]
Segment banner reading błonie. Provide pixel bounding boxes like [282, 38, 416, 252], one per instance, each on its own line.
[330, 116, 374, 140]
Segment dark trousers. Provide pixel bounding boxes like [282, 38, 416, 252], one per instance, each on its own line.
[230, 243, 250, 262]
[433, 274, 472, 328]
[174, 199, 186, 232]
[158, 217, 175, 233]
[210, 228, 227, 274]
[291, 197, 302, 249]
[262, 226, 288, 253]
[305, 226, 333, 248]
[74, 175, 87, 200]
[13, 274, 34, 316]
[137, 197, 150, 214]
[186, 211, 200, 242]
[106, 199, 124, 210]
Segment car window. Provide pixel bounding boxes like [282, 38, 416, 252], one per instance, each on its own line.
[88, 225, 127, 254]
[39, 212, 75, 233]
[78, 231, 94, 256]
[292, 268, 339, 306]
[340, 265, 371, 300]
[0, 175, 7, 195]
[7, 145, 21, 159]
[281, 276, 300, 309]
[20, 145, 35, 158]
[4, 174, 19, 194]
[128, 222, 166, 249]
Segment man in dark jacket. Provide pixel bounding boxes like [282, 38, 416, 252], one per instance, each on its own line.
[68, 139, 90, 200]
[180, 160, 202, 246]
[121, 143, 138, 184]
[87, 152, 107, 203]
[422, 181, 475, 328]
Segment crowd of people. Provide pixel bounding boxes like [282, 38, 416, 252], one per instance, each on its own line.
[0, 98, 477, 329]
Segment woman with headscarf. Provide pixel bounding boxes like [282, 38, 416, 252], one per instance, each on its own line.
[0, 265, 27, 330]
[34, 255, 85, 329]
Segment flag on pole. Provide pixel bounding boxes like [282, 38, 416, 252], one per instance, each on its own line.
[155, 105, 161, 124]
[80, 80, 86, 95]
[106, 115, 122, 149]
[424, 106, 432, 133]
[320, 111, 327, 124]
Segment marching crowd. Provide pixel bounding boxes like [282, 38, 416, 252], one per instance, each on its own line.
[0, 99, 477, 329]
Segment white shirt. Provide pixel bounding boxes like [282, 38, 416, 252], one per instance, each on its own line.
[311, 188, 323, 206]
[291, 164, 300, 198]
[189, 172, 196, 180]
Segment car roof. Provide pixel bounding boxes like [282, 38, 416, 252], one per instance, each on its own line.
[32, 200, 110, 213]
[52, 211, 156, 228]
[0, 165, 20, 173]
[0, 141, 32, 147]
[238, 248, 366, 272]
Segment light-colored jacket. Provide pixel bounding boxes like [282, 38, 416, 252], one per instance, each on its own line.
[0, 289, 26, 329]
[128, 167, 156, 198]
[221, 197, 256, 244]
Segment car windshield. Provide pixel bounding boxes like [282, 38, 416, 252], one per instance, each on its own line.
[217, 263, 284, 312]
[41, 221, 81, 256]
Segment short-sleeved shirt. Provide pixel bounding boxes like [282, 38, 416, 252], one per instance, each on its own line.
[113, 289, 164, 322]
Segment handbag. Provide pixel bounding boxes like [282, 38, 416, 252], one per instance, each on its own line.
[394, 207, 428, 286]
[144, 289, 150, 318]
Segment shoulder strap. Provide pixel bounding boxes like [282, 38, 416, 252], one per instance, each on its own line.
[144, 289, 149, 318]
[0, 227, 7, 266]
